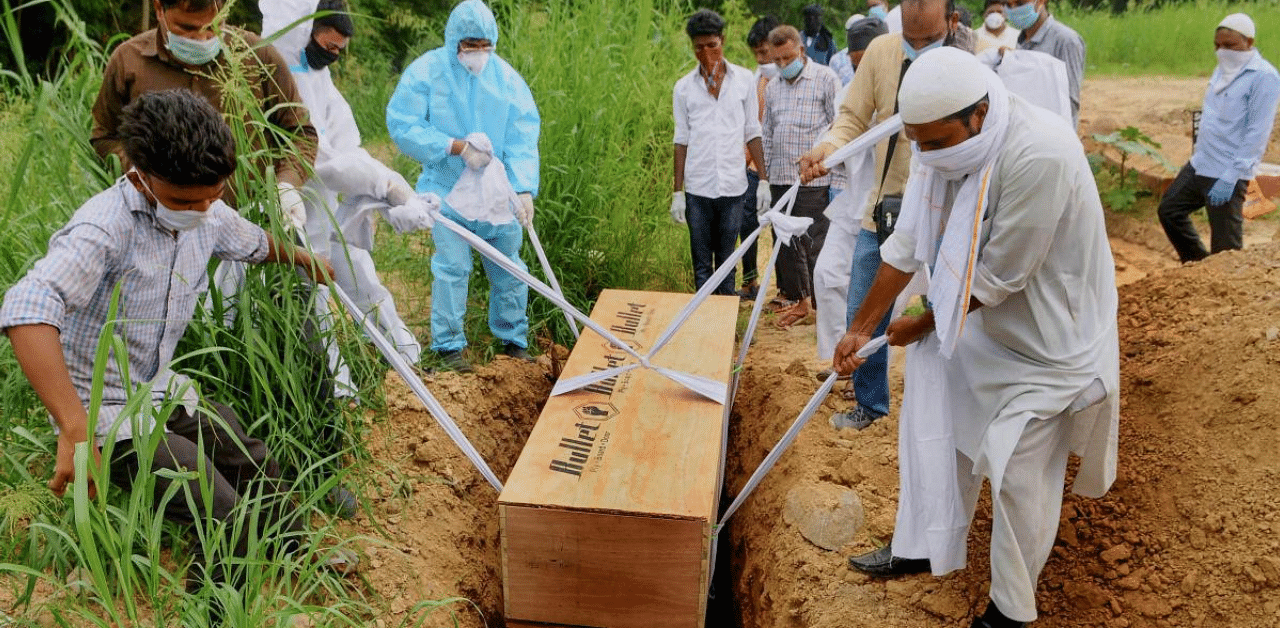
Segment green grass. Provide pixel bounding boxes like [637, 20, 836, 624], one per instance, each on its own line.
[1061, 1, 1280, 76]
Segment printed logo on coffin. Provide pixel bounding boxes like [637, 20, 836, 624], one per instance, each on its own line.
[574, 402, 619, 422]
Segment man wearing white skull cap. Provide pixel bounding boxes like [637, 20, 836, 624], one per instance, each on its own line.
[1157, 13, 1280, 263]
[833, 47, 1120, 627]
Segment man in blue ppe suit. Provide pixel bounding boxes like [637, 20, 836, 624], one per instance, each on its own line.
[387, 0, 541, 373]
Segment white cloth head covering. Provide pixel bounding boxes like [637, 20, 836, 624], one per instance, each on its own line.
[1219, 13, 1256, 39]
[898, 47, 991, 124]
[894, 62, 1012, 357]
[845, 13, 865, 29]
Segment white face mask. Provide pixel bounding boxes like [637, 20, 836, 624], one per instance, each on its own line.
[1216, 48, 1253, 73]
[758, 62, 779, 78]
[1214, 48, 1255, 93]
[133, 171, 211, 232]
[458, 50, 491, 75]
[914, 124, 990, 181]
[985, 12, 1005, 31]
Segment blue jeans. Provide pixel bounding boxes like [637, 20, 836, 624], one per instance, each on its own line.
[741, 170, 761, 286]
[846, 228, 891, 416]
[685, 191, 743, 295]
[430, 205, 529, 352]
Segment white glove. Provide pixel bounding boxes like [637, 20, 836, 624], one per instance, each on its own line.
[386, 193, 439, 233]
[756, 179, 772, 216]
[277, 182, 306, 231]
[670, 192, 687, 225]
[516, 192, 535, 228]
[460, 132, 493, 171]
[385, 178, 415, 207]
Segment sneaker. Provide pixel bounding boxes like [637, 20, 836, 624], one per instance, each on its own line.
[438, 350, 474, 373]
[503, 343, 532, 360]
[829, 405, 882, 430]
[327, 485, 358, 519]
[738, 283, 759, 301]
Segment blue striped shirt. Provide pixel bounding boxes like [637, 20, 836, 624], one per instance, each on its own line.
[0, 179, 269, 444]
[1191, 51, 1280, 182]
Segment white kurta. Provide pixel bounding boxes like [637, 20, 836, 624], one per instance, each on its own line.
[880, 98, 1120, 589]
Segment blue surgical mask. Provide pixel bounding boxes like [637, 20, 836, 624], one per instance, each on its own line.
[779, 56, 804, 80]
[163, 19, 222, 66]
[1006, 2, 1040, 30]
[868, 5, 888, 20]
[902, 36, 943, 62]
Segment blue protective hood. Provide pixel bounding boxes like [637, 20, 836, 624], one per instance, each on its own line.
[445, 0, 500, 55]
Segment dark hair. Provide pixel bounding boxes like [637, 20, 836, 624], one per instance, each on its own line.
[120, 89, 236, 186]
[313, 0, 354, 38]
[802, 4, 823, 16]
[686, 9, 725, 39]
[846, 17, 888, 51]
[943, 95, 990, 122]
[747, 15, 780, 47]
[157, 0, 219, 11]
[768, 25, 802, 47]
[956, 6, 972, 24]
[984, 0, 1007, 8]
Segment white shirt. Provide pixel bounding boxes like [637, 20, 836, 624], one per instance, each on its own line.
[978, 25, 1020, 49]
[673, 62, 762, 198]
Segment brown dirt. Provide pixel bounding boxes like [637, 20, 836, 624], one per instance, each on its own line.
[338, 357, 553, 627]
[1080, 76, 1280, 183]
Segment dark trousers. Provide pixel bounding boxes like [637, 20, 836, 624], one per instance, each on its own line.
[109, 402, 304, 591]
[741, 170, 762, 286]
[771, 184, 831, 301]
[685, 191, 744, 295]
[1157, 162, 1247, 263]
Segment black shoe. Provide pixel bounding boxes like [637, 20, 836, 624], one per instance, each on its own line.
[503, 343, 532, 360]
[847, 545, 931, 577]
[439, 350, 474, 373]
[970, 601, 1025, 628]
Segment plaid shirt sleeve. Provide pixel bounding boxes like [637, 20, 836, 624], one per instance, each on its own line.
[0, 223, 116, 332]
[210, 204, 270, 263]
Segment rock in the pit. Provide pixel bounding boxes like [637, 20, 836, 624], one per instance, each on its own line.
[783, 483, 866, 551]
[1100, 544, 1132, 565]
[1063, 580, 1109, 610]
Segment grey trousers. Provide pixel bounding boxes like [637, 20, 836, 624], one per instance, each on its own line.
[109, 402, 305, 590]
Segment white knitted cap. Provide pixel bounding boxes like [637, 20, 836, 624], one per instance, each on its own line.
[898, 47, 990, 125]
[1219, 13, 1256, 39]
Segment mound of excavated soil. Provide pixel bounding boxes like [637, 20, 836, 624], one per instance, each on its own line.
[724, 241, 1280, 628]
[341, 357, 552, 627]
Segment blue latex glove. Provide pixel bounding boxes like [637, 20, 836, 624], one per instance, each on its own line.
[1208, 178, 1236, 206]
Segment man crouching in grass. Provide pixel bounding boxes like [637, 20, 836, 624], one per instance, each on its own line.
[0, 88, 356, 621]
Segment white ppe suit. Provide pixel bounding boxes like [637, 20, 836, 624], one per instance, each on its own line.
[260, 0, 424, 369]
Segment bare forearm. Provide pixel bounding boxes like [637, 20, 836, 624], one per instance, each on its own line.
[746, 138, 767, 181]
[848, 263, 914, 335]
[263, 234, 332, 284]
[673, 144, 688, 192]
[7, 324, 89, 436]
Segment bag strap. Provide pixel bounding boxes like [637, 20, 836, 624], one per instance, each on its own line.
[877, 59, 912, 193]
